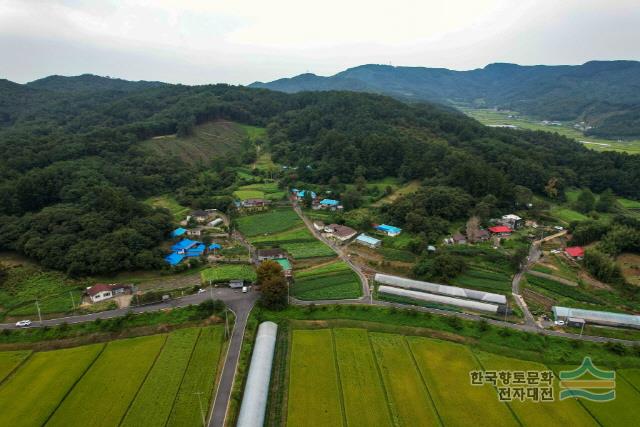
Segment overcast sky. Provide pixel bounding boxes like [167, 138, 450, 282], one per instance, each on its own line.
[1, 0, 639, 85]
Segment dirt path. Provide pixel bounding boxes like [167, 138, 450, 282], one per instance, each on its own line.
[527, 270, 579, 287]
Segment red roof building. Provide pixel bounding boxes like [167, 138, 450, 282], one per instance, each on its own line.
[565, 246, 585, 258]
[488, 226, 513, 234]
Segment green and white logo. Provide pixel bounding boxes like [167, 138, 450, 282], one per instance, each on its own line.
[559, 357, 615, 402]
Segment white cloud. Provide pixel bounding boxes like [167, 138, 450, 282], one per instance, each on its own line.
[0, 0, 639, 84]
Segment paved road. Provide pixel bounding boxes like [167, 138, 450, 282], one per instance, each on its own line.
[511, 240, 542, 327]
[208, 291, 258, 427]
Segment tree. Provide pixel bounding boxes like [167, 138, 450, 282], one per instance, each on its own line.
[465, 216, 481, 243]
[302, 191, 313, 209]
[257, 259, 283, 284]
[414, 253, 466, 282]
[575, 189, 596, 213]
[509, 246, 529, 271]
[544, 177, 561, 199]
[596, 189, 616, 212]
[583, 249, 624, 285]
[341, 189, 362, 210]
[514, 185, 533, 207]
[259, 274, 288, 310]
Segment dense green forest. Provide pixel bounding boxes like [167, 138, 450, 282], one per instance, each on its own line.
[1, 76, 640, 275]
[251, 61, 640, 138]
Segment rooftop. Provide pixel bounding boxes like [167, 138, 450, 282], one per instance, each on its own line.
[375, 224, 402, 233]
[170, 227, 187, 237]
[565, 246, 585, 257]
[488, 225, 513, 234]
[356, 234, 381, 245]
[553, 306, 640, 327]
[320, 198, 340, 206]
[274, 258, 292, 271]
[171, 239, 199, 252]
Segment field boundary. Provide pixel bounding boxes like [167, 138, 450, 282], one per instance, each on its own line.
[366, 331, 395, 424]
[42, 342, 108, 426]
[118, 333, 170, 426]
[330, 329, 348, 427]
[0, 350, 32, 387]
[404, 336, 444, 426]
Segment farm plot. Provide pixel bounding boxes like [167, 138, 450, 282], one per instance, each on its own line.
[144, 195, 190, 221]
[369, 333, 440, 427]
[287, 330, 344, 427]
[475, 352, 597, 427]
[525, 274, 599, 304]
[201, 264, 257, 284]
[0, 350, 30, 382]
[0, 265, 84, 318]
[121, 328, 200, 427]
[280, 241, 335, 259]
[235, 182, 286, 201]
[333, 329, 393, 427]
[450, 266, 513, 293]
[47, 335, 166, 427]
[619, 368, 640, 389]
[236, 209, 301, 237]
[293, 261, 361, 300]
[553, 364, 640, 426]
[167, 326, 224, 427]
[407, 337, 516, 427]
[0, 344, 104, 427]
[250, 226, 314, 245]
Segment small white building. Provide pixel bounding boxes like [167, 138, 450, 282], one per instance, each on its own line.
[500, 214, 523, 229]
[86, 284, 130, 303]
[355, 234, 382, 249]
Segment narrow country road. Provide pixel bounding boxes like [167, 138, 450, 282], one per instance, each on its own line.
[208, 292, 258, 427]
[292, 202, 371, 302]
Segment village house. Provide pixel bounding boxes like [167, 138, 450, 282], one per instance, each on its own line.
[274, 258, 293, 278]
[190, 210, 210, 223]
[500, 214, 523, 229]
[242, 198, 270, 208]
[318, 199, 341, 210]
[565, 246, 585, 260]
[291, 189, 317, 201]
[86, 284, 131, 303]
[164, 239, 208, 265]
[256, 248, 287, 261]
[324, 224, 358, 242]
[187, 226, 204, 237]
[452, 233, 467, 244]
[374, 224, 402, 237]
[355, 234, 382, 249]
[170, 227, 187, 238]
[488, 225, 513, 236]
[476, 228, 490, 241]
[313, 221, 325, 231]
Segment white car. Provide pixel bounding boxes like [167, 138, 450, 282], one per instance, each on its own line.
[15, 320, 32, 327]
[242, 286, 248, 293]
[197, 288, 207, 294]
[554, 320, 565, 326]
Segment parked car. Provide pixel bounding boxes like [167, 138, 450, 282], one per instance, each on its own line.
[198, 288, 207, 294]
[242, 286, 248, 293]
[554, 320, 565, 326]
[15, 320, 32, 327]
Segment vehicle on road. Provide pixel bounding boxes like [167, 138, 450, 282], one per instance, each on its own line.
[198, 288, 207, 294]
[242, 286, 248, 293]
[15, 320, 32, 327]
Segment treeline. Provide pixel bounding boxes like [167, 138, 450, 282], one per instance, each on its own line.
[2, 79, 640, 275]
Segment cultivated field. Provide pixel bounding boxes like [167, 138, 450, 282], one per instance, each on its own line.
[201, 264, 257, 283]
[236, 209, 301, 237]
[462, 108, 640, 154]
[280, 327, 640, 427]
[234, 182, 286, 201]
[144, 195, 190, 221]
[293, 261, 361, 300]
[0, 327, 224, 427]
[139, 120, 254, 165]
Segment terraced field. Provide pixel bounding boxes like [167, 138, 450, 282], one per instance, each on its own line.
[0, 327, 224, 427]
[281, 328, 639, 427]
[234, 182, 286, 201]
[201, 264, 257, 283]
[139, 120, 252, 165]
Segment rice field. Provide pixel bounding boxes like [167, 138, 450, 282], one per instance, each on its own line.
[282, 328, 639, 427]
[0, 350, 30, 382]
[0, 327, 224, 427]
[287, 330, 344, 426]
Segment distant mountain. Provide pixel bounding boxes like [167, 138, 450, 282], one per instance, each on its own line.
[250, 61, 640, 138]
[27, 74, 165, 92]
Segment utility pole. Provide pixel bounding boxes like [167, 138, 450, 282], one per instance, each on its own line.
[194, 391, 206, 427]
[70, 291, 76, 311]
[35, 299, 42, 325]
[579, 321, 586, 337]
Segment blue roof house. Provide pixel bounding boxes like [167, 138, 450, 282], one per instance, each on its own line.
[208, 243, 222, 250]
[164, 252, 185, 266]
[171, 239, 199, 253]
[294, 190, 317, 199]
[186, 243, 206, 257]
[170, 227, 187, 238]
[375, 224, 402, 237]
[320, 199, 340, 207]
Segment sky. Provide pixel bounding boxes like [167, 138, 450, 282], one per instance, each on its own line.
[1, 0, 639, 85]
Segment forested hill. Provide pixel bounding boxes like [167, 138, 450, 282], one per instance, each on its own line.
[250, 61, 640, 138]
[1, 76, 639, 275]
[27, 74, 166, 93]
